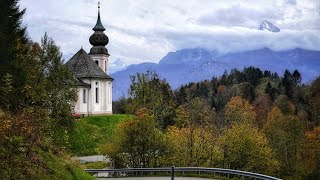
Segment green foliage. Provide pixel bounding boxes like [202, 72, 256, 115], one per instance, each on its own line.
[263, 107, 304, 177]
[102, 109, 167, 168]
[220, 123, 279, 176]
[274, 95, 296, 115]
[35, 149, 94, 180]
[128, 71, 176, 128]
[68, 114, 133, 156]
[165, 126, 220, 167]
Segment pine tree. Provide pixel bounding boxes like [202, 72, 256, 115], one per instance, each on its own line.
[265, 81, 276, 100]
[292, 70, 302, 86]
[282, 69, 294, 99]
[0, 0, 29, 110]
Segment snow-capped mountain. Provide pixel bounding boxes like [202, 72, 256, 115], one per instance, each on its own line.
[111, 48, 320, 100]
[259, 20, 280, 32]
[108, 59, 128, 74]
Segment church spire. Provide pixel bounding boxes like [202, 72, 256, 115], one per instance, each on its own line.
[89, 1, 109, 55]
[93, 2, 105, 31]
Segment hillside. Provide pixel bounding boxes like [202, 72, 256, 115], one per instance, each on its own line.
[111, 48, 320, 100]
[69, 114, 134, 156]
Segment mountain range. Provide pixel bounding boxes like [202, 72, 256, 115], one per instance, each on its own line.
[111, 47, 320, 100]
[110, 21, 319, 100]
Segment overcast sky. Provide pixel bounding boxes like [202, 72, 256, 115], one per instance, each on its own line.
[20, 0, 320, 64]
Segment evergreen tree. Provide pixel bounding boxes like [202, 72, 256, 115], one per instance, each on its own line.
[292, 70, 302, 86]
[243, 66, 263, 86]
[175, 85, 188, 106]
[0, 0, 29, 110]
[265, 81, 276, 100]
[282, 69, 294, 99]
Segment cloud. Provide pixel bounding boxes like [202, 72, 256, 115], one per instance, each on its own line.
[162, 26, 320, 54]
[19, 0, 320, 64]
[197, 5, 282, 28]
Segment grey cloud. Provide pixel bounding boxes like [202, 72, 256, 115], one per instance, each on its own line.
[161, 27, 320, 54]
[20, 0, 320, 65]
[197, 5, 282, 28]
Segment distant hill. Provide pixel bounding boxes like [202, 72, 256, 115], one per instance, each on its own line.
[111, 48, 320, 100]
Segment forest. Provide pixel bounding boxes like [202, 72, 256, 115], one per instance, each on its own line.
[111, 69, 320, 180]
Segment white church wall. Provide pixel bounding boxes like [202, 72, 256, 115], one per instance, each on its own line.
[78, 78, 112, 115]
[74, 87, 90, 114]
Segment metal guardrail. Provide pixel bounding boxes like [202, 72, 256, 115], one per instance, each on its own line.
[84, 167, 282, 180]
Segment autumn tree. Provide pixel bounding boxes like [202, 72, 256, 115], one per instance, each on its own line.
[102, 108, 167, 168]
[220, 122, 279, 176]
[300, 127, 320, 179]
[253, 94, 273, 128]
[165, 126, 219, 167]
[310, 77, 320, 125]
[263, 107, 304, 177]
[224, 96, 256, 125]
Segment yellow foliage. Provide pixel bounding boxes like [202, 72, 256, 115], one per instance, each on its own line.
[225, 96, 256, 124]
[221, 123, 280, 176]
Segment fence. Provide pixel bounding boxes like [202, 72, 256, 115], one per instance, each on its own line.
[84, 167, 282, 180]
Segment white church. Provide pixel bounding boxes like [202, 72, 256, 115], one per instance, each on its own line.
[66, 4, 113, 115]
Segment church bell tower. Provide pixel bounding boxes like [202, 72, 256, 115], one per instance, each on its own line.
[89, 2, 110, 74]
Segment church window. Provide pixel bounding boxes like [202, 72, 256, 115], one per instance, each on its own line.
[95, 61, 99, 65]
[105, 61, 107, 72]
[96, 88, 99, 103]
[83, 89, 87, 103]
[95, 82, 99, 103]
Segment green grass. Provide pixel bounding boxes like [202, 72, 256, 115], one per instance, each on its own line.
[38, 150, 95, 180]
[13, 149, 95, 180]
[69, 114, 134, 156]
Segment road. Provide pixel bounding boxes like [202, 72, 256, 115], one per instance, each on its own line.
[98, 177, 216, 180]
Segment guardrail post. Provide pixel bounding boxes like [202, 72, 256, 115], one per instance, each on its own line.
[171, 166, 174, 180]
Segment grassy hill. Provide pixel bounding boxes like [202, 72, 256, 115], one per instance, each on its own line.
[69, 114, 134, 156]
[36, 150, 95, 180]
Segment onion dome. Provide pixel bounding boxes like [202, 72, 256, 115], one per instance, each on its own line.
[89, 3, 109, 55]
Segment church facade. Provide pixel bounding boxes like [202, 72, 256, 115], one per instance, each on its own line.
[66, 5, 113, 115]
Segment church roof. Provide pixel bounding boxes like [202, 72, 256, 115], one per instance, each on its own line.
[66, 48, 113, 80]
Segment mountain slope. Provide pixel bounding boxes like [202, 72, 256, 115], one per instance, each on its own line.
[111, 48, 320, 100]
